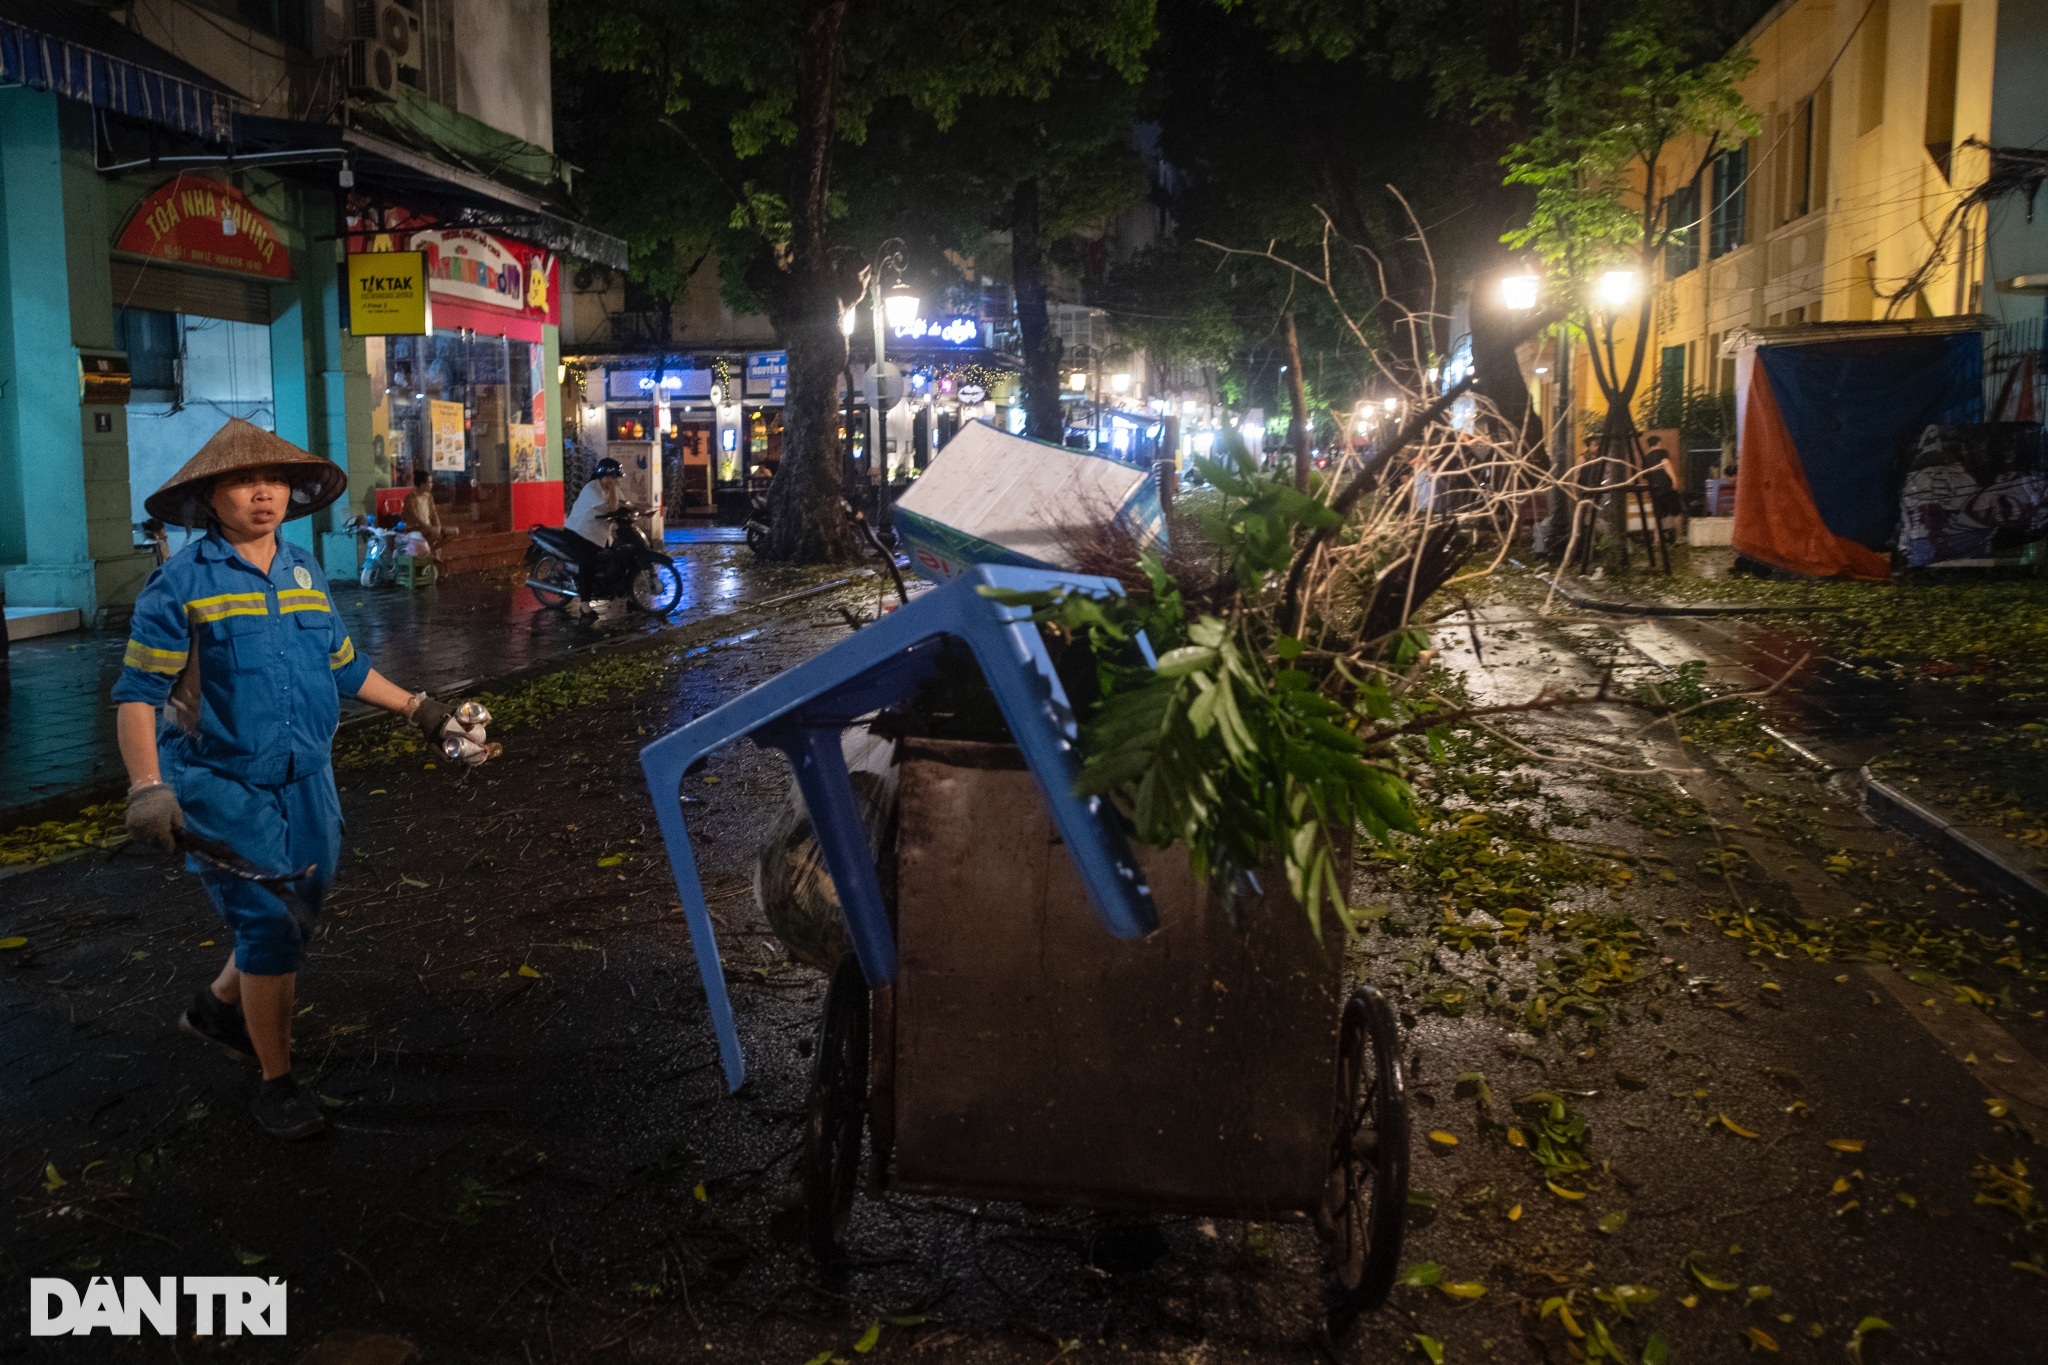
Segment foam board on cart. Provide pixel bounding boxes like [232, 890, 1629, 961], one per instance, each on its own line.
[893, 421, 1163, 582]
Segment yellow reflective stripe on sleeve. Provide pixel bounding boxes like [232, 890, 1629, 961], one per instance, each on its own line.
[185, 592, 270, 624]
[329, 636, 356, 670]
[277, 588, 331, 614]
[122, 639, 189, 674]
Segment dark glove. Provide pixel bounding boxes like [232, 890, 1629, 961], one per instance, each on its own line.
[410, 694, 454, 743]
[125, 782, 184, 852]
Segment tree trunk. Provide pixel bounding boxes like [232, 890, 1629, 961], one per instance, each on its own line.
[1012, 178, 1064, 442]
[1283, 311, 1311, 490]
[1467, 276, 1542, 463]
[762, 0, 859, 563]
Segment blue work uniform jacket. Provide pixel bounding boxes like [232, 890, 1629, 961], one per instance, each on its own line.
[111, 531, 373, 784]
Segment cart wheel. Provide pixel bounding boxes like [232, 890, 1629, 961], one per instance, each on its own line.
[1320, 984, 1409, 1340]
[804, 953, 869, 1270]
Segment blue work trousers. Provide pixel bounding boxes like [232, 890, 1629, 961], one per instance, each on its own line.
[169, 759, 342, 975]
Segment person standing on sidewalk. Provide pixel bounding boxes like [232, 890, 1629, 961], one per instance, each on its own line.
[113, 419, 489, 1140]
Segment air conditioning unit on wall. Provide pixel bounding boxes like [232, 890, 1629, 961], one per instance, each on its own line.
[347, 1, 421, 101]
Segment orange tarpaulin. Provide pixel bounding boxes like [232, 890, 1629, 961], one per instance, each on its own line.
[1730, 361, 1891, 581]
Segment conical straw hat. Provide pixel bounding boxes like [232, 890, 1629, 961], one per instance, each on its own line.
[144, 418, 349, 528]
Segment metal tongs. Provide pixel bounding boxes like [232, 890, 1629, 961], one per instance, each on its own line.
[172, 829, 313, 890]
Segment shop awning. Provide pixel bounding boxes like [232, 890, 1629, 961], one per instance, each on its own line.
[340, 123, 627, 269]
[231, 112, 628, 269]
[0, 0, 237, 142]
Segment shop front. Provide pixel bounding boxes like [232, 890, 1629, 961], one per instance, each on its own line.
[112, 174, 293, 558]
[354, 222, 564, 570]
[574, 351, 785, 527]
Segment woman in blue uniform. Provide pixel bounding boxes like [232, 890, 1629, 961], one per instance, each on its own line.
[114, 419, 486, 1139]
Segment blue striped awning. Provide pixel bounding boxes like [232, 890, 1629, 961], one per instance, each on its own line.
[0, 15, 236, 143]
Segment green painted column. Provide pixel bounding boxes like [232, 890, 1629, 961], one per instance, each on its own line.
[63, 102, 146, 613]
[0, 89, 95, 613]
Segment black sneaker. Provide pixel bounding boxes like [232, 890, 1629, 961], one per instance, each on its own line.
[251, 1077, 325, 1140]
[178, 990, 257, 1064]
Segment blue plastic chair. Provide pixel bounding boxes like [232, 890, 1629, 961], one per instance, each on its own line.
[639, 565, 1160, 1090]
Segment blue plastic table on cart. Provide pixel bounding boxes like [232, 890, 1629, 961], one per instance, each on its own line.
[639, 566, 1160, 1090]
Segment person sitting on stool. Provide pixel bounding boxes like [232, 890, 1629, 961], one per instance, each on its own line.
[401, 467, 450, 566]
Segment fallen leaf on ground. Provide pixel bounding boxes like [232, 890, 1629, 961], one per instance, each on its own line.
[1848, 1316, 1892, 1363]
[1746, 1325, 1779, 1352]
[1598, 1209, 1628, 1234]
[1409, 1334, 1444, 1364]
[235, 1249, 266, 1266]
[1507, 1203, 1523, 1221]
[1827, 1138, 1866, 1153]
[1546, 1181, 1587, 1201]
[0, 936, 26, 950]
[1429, 1130, 1459, 1146]
[1398, 1262, 1443, 1288]
[1439, 1280, 1486, 1300]
[1689, 1259, 1739, 1292]
[852, 1322, 881, 1354]
[1718, 1114, 1760, 1139]
[41, 1162, 64, 1193]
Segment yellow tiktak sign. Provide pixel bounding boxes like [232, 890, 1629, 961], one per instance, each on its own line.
[346, 251, 431, 335]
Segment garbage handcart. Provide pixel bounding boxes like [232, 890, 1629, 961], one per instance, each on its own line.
[640, 567, 1410, 1336]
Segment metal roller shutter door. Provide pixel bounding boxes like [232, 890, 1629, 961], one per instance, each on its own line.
[109, 260, 274, 326]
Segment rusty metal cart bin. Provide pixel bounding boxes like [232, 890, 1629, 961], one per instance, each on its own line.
[813, 738, 1409, 1335]
[639, 568, 1409, 1338]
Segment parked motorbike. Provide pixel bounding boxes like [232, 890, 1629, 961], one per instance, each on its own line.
[744, 491, 772, 556]
[525, 507, 684, 615]
[345, 516, 436, 589]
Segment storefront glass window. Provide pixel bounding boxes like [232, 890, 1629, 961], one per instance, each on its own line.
[371, 329, 541, 535]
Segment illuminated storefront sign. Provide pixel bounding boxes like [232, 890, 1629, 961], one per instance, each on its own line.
[891, 316, 981, 346]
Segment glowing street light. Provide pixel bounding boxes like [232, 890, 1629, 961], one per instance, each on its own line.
[1500, 273, 1541, 311]
[1109, 372, 1132, 395]
[883, 283, 921, 329]
[1067, 371, 1090, 392]
[1595, 269, 1641, 310]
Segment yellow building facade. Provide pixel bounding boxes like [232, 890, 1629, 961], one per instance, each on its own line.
[1551, 0, 2048, 458]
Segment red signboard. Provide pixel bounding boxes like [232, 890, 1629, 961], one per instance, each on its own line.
[115, 175, 292, 280]
[347, 205, 559, 330]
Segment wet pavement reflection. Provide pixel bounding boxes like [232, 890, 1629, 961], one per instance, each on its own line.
[0, 538, 772, 817]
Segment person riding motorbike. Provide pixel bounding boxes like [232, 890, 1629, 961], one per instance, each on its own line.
[560, 457, 652, 602]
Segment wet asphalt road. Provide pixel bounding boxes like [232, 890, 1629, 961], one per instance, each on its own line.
[3, 586, 2047, 1361]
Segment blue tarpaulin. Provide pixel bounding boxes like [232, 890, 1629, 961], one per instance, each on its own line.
[1734, 330, 1983, 579]
[1756, 335, 1983, 546]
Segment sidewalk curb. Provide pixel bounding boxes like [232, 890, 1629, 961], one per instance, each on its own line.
[0, 568, 880, 846]
[1752, 718, 2048, 917]
[1858, 767, 2048, 917]
[1542, 574, 1833, 618]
